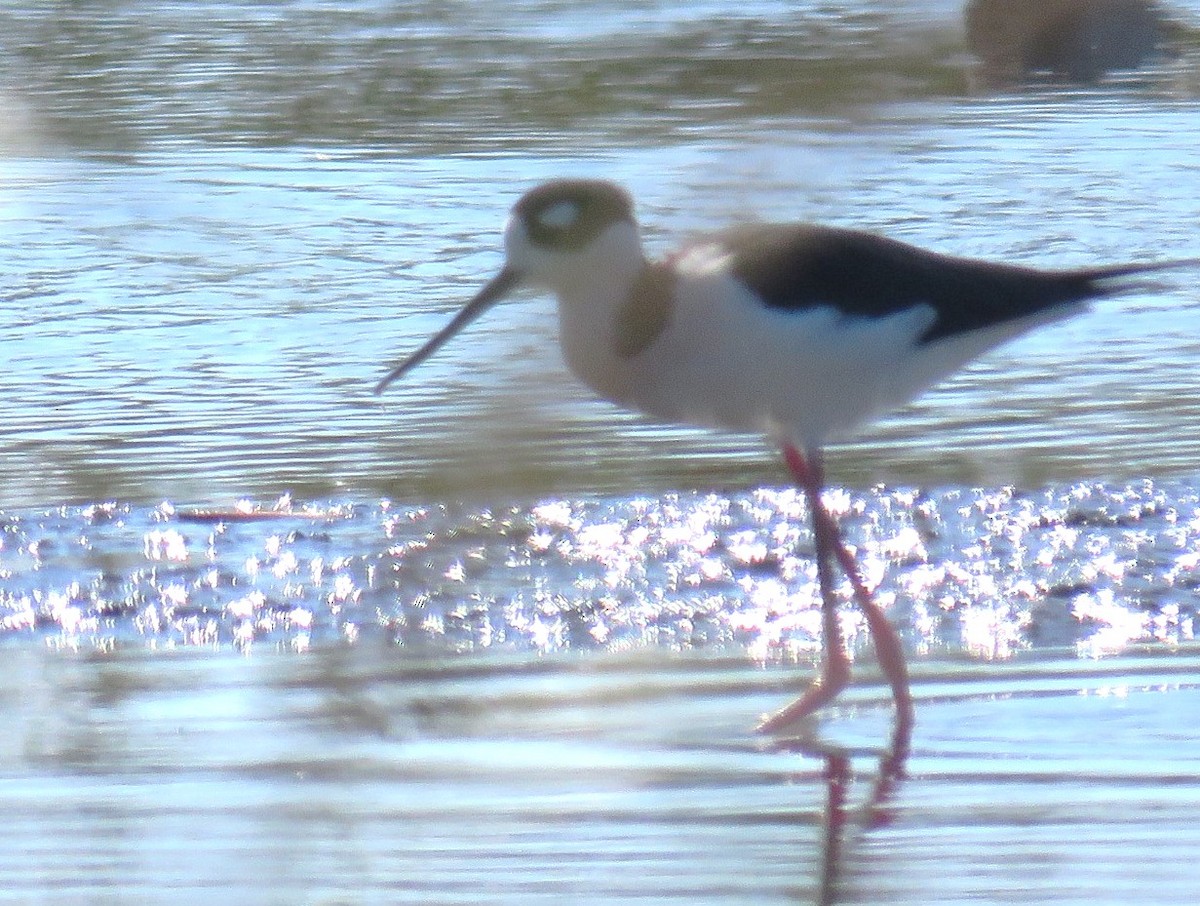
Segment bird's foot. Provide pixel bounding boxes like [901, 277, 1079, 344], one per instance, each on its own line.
[756, 656, 851, 735]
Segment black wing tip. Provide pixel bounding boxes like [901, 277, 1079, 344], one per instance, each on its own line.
[1079, 256, 1200, 280]
[1076, 257, 1200, 297]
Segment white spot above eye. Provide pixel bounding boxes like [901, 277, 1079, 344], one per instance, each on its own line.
[538, 200, 580, 229]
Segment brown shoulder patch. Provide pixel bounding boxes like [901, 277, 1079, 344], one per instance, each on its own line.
[612, 263, 676, 359]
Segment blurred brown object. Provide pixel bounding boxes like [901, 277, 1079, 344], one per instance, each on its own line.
[965, 0, 1169, 84]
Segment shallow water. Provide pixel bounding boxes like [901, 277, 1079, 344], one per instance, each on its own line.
[3, 0, 1200, 902]
[2, 2, 1200, 506]
[3, 480, 1197, 659]
[3, 646, 1198, 905]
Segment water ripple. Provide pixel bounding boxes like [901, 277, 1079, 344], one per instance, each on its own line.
[1, 479, 1195, 664]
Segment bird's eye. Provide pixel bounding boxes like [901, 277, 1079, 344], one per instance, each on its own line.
[536, 201, 580, 231]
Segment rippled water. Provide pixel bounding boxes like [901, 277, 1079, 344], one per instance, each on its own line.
[3, 480, 1197, 659]
[3, 0, 1200, 902]
[3, 645, 1198, 904]
[2, 1, 1200, 506]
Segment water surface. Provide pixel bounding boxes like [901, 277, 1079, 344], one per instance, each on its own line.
[2, 1, 1200, 506]
[2, 1, 1200, 902]
[2, 646, 1197, 904]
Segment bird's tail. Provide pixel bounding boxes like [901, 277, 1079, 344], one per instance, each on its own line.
[1075, 257, 1200, 294]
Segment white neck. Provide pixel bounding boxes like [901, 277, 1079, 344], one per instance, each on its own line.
[541, 222, 648, 403]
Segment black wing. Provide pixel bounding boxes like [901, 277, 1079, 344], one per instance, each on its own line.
[718, 223, 1167, 344]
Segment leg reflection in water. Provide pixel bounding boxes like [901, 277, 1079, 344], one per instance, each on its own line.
[771, 715, 911, 906]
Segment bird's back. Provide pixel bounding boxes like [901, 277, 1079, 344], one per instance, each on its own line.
[618, 223, 1193, 446]
[717, 223, 1171, 344]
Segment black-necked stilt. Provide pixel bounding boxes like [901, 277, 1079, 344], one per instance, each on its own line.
[375, 178, 1195, 734]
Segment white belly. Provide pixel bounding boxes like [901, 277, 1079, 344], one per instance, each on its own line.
[555, 267, 1067, 449]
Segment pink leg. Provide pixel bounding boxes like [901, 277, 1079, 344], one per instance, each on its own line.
[757, 446, 851, 732]
[758, 444, 914, 733]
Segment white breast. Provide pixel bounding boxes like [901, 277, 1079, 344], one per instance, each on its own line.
[556, 261, 1068, 450]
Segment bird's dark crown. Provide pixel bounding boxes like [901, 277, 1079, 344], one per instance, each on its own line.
[513, 179, 636, 251]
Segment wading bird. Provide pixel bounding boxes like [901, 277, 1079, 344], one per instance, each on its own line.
[375, 178, 1193, 734]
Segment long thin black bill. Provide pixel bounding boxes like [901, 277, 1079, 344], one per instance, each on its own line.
[374, 268, 520, 395]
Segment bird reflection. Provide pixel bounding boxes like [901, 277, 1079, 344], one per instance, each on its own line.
[770, 714, 911, 905]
